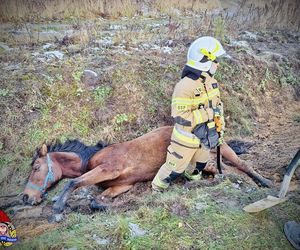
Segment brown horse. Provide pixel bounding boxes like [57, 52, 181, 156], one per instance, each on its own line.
[23, 126, 272, 213]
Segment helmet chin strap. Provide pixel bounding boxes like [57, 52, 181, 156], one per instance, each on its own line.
[26, 153, 55, 197]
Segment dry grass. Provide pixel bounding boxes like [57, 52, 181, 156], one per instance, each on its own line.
[0, 0, 299, 31]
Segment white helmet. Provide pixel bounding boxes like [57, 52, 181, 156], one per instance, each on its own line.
[186, 36, 226, 72]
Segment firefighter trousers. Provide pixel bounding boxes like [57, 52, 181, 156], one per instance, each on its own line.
[152, 138, 209, 190]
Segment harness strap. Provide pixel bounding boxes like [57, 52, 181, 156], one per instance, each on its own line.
[26, 153, 55, 195]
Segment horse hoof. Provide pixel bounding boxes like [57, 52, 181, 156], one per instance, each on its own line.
[90, 199, 108, 212]
[260, 178, 274, 188]
[48, 213, 64, 223]
[53, 203, 64, 214]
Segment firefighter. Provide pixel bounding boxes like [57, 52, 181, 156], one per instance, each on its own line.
[152, 36, 226, 191]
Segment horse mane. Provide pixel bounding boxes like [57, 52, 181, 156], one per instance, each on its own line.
[31, 139, 107, 171]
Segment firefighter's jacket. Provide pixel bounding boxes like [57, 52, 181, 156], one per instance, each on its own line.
[171, 72, 224, 147]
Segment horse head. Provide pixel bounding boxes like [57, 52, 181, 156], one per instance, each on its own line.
[23, 139, 106, 205]
[23, 144, 62, 205]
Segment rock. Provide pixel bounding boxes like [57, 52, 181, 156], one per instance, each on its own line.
[195, 202, 208, 211]
[246, 187, 256, 193]
[109, 24, 122, 30]
[42, 43, 53, 50]
[3, 64, 21, 71]
[95, 37, 113, 47]
[81, 70, 99, 89]
[0, 42, 11, 51]
[239, 31, 258, 41]
[93, 234, 109, 245]
[48, 213, 64, 223]
[162, 46, 172, 54]
[129, 222, 147, 237]
[230, 40, 251, 50]
[44, 50, 64, 60]
[232, 183, 240, 189]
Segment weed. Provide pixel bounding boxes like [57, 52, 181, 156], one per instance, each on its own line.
[93, 86, 112, 105]
[223, 94, 253, 136]
[259, 68, 271, 93]
[278, 64, 299, 86]
[294, 116, 300, 123]
[112, 216, 131, 247]
[0, 89, 10, 97]
[115, 113, 130, 125]
[214, 16, 227, 43]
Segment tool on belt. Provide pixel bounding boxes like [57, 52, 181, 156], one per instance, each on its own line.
[214, 115, 223, 174]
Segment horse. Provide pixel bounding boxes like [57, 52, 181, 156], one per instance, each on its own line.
[23, 126, 272, 213]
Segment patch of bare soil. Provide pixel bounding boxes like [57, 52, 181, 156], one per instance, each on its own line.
[246, 104, 300, 182]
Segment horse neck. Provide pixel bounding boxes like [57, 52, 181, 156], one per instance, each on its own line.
[51, 152, 85, 178]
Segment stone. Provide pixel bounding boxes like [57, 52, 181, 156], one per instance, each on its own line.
[48, 213, 64, 223]
[129, 222, 147, 237]
[239, 31, 258, 41]
[0, 42, 11, 51]
[81, 70, 99, 89]
[195, 202, 208, 211]
[44, 50, 64, 60]
[42, 43, 53, 49]
[3, 64, 21, 71]
[230, 40, 251, 49]
[162, 46, 172, 54]
[93, 234, 109, 245]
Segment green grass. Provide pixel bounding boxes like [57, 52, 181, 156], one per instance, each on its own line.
[13, 178, 298, 249]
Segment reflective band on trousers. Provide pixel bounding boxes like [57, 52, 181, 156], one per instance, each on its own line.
[153, 175, 169, 189]
[207, 121, 215, 128]
[173, 126, 200, 145]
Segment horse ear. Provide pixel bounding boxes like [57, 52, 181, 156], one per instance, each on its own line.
[39, 144, 48, 156]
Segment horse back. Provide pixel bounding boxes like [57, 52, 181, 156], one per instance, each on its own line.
[88, 126, 173, 187]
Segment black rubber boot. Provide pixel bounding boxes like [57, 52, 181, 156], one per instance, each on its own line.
[284, 221, 300, 250]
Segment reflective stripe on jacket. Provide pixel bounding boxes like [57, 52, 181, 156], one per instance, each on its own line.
[171, 73, 224, 138]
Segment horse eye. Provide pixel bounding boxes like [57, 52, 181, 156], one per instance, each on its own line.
[33, 165, 40, 171]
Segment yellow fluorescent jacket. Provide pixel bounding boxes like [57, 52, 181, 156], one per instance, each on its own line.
[171, 72, 225, 136]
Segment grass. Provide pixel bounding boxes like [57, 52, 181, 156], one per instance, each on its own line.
[13, 179, 298, 249]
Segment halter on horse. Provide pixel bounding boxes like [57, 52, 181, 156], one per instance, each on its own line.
[25, 154, 55, 197]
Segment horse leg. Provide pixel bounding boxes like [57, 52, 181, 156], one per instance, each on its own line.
[100, 184, 134, 198]
[90, 184, 134, 211]
[221, 143, 273, 187]
[53, 165, 120, 213]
